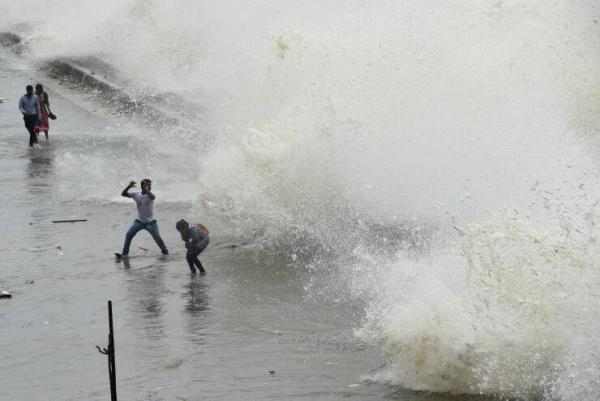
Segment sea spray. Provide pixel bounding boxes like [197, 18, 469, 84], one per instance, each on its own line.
[356, 202, 600, 399]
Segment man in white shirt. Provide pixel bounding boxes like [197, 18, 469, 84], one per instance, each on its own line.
[115, 179, 169, 258]
[18, 85, 40, 147]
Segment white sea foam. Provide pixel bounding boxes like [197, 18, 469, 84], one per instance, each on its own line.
[355, 200, 600, 399]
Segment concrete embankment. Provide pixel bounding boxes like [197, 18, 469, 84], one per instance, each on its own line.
[0, 31, 202, 130]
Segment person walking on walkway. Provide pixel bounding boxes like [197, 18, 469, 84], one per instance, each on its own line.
[115, 179, 169, 258]
[34, 83, 53, 141]
[18, 85, 40, 147]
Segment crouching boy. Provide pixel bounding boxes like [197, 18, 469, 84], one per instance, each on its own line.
[176, 219, 209, 275]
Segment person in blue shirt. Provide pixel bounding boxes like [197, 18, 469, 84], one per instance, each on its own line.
[18, 85, 40, 147]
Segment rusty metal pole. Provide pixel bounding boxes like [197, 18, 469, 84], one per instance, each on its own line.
[107, 301, 117, 401]
[97, 300, 117, 401]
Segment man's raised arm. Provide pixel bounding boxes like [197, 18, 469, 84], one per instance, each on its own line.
[121, 181, 136, 197]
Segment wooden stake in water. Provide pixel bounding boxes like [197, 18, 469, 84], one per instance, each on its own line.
[96, 300, 117, 401]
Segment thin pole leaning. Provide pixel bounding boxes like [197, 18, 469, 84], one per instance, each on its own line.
[97, 300, 117, 401]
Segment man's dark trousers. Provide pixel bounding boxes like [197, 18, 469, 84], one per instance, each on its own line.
[23, 114, 38, 147]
